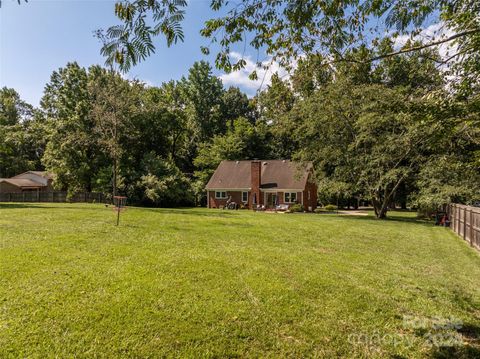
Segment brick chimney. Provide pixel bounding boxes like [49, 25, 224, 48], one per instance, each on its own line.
[251, 160, 261, 208]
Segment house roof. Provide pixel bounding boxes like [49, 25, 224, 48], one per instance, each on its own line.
[0, 178, 46, 188]
[12, 171, 54, 180]
[205, 160, 313, 190]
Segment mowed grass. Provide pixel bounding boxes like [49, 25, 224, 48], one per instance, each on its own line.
[0, 204, 479, 358]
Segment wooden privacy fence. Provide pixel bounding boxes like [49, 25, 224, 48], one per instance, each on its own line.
[0, 191, 106, 203]
[448, 203, 480, 251]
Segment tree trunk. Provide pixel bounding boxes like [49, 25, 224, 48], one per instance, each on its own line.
[112, 159, 117, 200]
[372, 197, 388, 219]
[377, 206, 388, 219]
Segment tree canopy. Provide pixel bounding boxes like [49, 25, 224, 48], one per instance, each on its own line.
[96, 0, 479, 95]
[4, 0, 480, 217]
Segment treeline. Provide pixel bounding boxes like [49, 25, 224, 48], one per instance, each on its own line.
[0, 61, 269, 207]
[1, 40, 479, 216]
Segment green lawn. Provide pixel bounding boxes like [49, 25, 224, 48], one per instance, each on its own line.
[1, 203, 479, 358]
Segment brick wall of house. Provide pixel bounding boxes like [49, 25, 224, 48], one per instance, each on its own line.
[303, 180, 318, 211]
[208, 191, 250, 209]
[250, 161, 262, 207]
[207, 188, 317, 210]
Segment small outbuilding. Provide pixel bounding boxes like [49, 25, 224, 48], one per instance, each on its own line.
[0, 171, 54, 193]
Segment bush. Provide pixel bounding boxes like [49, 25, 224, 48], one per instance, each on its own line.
[324, 204, 337, 211]
[314, 208, 324, 213]
[289, 203, 304, 212]
[140, 155, 194, 206]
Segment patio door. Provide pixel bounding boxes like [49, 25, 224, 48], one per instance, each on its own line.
[266, 193, 277, 208]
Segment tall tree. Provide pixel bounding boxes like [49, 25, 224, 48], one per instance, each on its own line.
[290, 54, 334, 98]
[372, 38, 444, 90]
[257, 74, 296, 158]
[41, 63, 103, 193]
[0, 87, 32, 126]
[295, 80, 439, 218]
[221, 86, 251, 130]
[145, 81, 189, 166]
[89, 68, 142, 197]
[0, 87, 42, 178]
[181, 61, 225, 143]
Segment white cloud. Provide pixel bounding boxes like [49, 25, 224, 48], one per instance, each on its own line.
[121, 71, 156, 87]
[393, 22, 457, 59]
[218, 52, 291, 96]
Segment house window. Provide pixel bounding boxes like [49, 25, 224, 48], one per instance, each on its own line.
[215, 191, 227, 199]
[284, 192, 297, 203]
[242, 191, 248, 203]
[308, 191, 311, 200]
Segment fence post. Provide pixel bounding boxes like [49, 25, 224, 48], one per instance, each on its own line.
[470, 210, 474, 247]
[452, 204, 457, 233]
[457, 205, 460, 235]
[452, 205, 455, 233]
[454, 205, 458, 234]
[463, 207, 467, 240]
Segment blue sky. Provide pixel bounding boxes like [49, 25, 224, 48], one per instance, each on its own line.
[0, 0, 270, 106]
[1, 1, 445, 107]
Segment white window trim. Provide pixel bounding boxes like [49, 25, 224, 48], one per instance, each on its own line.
[284, 192, 297, 203]
[207, 188, 251, 191]
[215, 191, 227, 199]
[241, 191, 248, 203]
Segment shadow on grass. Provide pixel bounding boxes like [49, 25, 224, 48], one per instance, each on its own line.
[0, 203, 103, 210]
[431, 345, 480, 358]
[0, 203, 59, 209]
[138, 207, 241, 217]
[323, 211, 434, 227]
[425, 322, 480, 359]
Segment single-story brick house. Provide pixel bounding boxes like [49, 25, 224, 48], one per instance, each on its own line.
[205, 160, 317, 211]
[0, 171, 54, 193]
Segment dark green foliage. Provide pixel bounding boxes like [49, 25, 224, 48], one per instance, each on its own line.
[0, 87, 43, 178]
[92, 0, 479, 111]
[41, 63, 106, 193]
[2, 36, 478, 213]
[139, 153, 193, 206]
[98, 0, 187, 72]
[181, 61, 225, 143]
[26, 60, 271, 206]
[222, 86, 252, 129]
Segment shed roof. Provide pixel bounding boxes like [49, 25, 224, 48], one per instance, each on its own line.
[205, 160, 312, 190]
[12, 171, 54, 180]
[0, 178, 46, 188]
